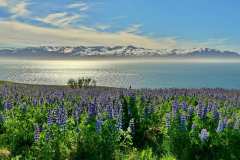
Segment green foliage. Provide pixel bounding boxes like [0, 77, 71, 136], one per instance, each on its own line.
[67, 78, 77, 89]
[0, 90, 239, 159]
[67, 77, 97, 88]
[73, 117, 120, 160]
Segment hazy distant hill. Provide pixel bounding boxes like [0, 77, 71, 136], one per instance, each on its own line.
[0, 46, 239, 57]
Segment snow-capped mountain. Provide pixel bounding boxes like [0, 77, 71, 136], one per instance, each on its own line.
[0, 46, 239, 57]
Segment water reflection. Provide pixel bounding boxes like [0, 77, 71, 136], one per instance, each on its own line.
[0, 57, 240, 88]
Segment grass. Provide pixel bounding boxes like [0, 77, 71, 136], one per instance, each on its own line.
[0, 80, 10, 85]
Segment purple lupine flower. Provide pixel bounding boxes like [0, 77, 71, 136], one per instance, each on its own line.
[60, 91, 65, 99]
[191, 123, 196, 130]
[141, 96, 146, 102]
[56, 105, 67, 126]
[206, 103, 211, 111]
[96, 119, 103, 133]
[46, 97, 50, 104]
[40, 97, 44, 105]
[47, 110, 53, 126]
[88, 103, 97, 117]
[223, 117, 228, 128]
[212, 108, 219, 120]
[33, 98, 38, 106]
[202, 106, 208, 118]
[166, 113, 171, 129]
[52, 108, 57, 123]
[144, 105, 154, 117]
[34, 124, 41, 142]
[113, 106, 120, 118]
[188, 106, 194, 117]
[107, 105, 113, 119]
[2, 86, 7, 97]
[73, 104, 82, 122]
[180, 114, 187, 130]
[14, 93, 18, 100]
[45, 131, 50, 141]
[182, 101, 187, 111]
[197, 102, 203, 118]
[172, 100, 178, 117]
[116, 117, 123, 130]
[130, 93, 136, 102]
[216, 119, 225, 132]
[4, 101, 13, 110]
[199, 129, 209, 142]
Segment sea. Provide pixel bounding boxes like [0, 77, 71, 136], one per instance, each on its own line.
[1, 57, 240, 89]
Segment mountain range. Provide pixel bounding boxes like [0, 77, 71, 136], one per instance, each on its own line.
[0, 46, 239, 57]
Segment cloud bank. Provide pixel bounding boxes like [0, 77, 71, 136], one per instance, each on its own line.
[0, 20, 238, 52]
[0, 1, 238, 52]
[0, 21, 166, 49]
[36, 12, 82, 27]
[0, 0, 29, 18]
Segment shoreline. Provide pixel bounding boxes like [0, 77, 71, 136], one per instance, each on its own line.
[1, 80, 240, 92]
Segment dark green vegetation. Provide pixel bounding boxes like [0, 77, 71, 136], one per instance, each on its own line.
[67, 78, 97, 89]
[0, 81, 12, 85]
[0, 82, 239, 159]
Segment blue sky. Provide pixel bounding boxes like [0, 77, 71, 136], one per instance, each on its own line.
[0, 0, 240, 51]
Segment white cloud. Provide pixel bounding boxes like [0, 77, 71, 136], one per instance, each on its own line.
[95, 24, 111, 31]
[0, 0, 8, 7]
[36, 12, 82, 27]
[0, 0, 29, 18]
[172, 38, 230, 50]
[10, 1, 29, 17]
[0, 21, 237, 51]
[67, 2, 89, 11]
[124, 24, 142, 34]
[0, 21, 168, 49]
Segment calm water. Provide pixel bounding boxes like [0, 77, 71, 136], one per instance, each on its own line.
[1, 57, 240, 89]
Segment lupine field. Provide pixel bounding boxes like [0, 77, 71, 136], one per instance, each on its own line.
[0, 82, 240, 159]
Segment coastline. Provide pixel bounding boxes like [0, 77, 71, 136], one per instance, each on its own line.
[1, 80, 240, 93]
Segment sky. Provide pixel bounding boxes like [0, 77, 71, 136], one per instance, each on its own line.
[0, 0, 240, 51]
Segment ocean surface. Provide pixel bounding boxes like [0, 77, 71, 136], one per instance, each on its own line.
[1, 57, 240, 89]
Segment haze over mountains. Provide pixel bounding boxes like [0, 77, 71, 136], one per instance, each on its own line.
[0, 46, 239, 57]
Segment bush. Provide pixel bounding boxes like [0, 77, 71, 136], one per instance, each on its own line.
[67, 77, 97, 88]
[67, 79, 77, 89]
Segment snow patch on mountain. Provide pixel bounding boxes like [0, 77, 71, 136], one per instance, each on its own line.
[0, 46, 239, 57]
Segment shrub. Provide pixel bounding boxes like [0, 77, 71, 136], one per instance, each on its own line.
[67, 79, 77, 88]
[67, 77, 97, 88]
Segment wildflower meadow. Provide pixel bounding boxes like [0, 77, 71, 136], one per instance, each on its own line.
[0, 83, 239, 159]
